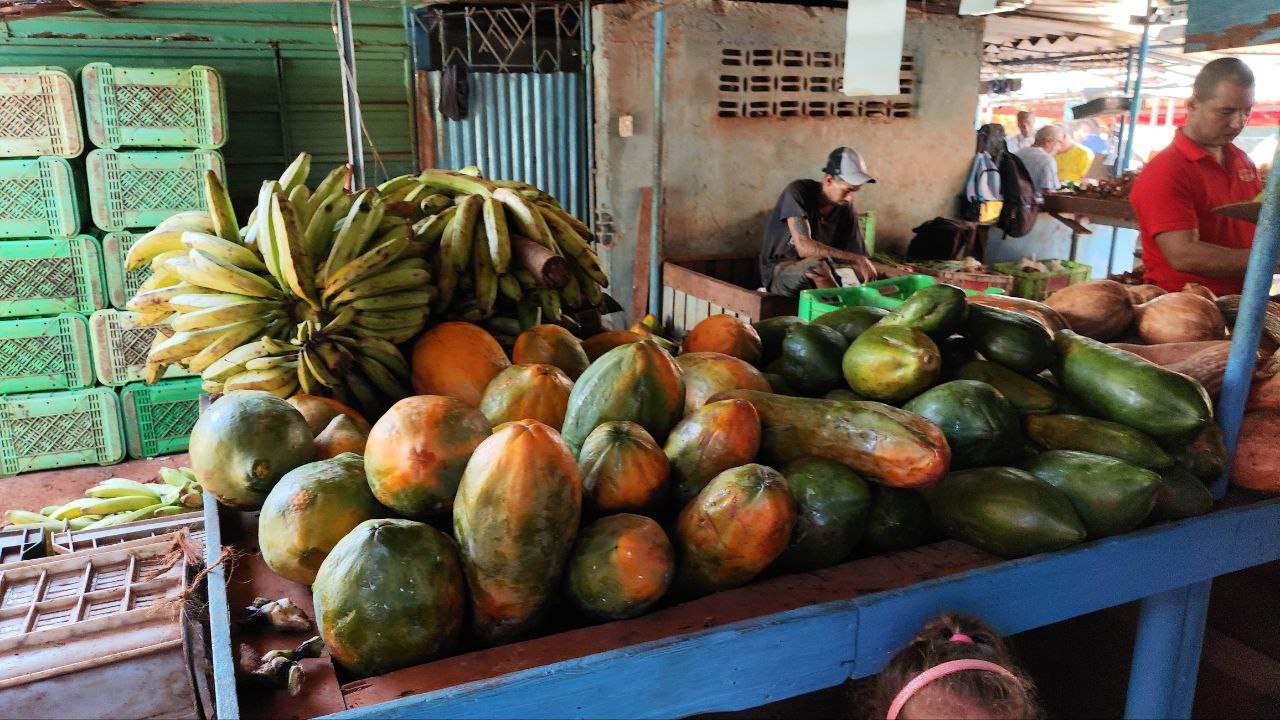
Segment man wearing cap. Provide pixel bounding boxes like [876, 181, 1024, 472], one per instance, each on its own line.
[760, 147, 878, 296]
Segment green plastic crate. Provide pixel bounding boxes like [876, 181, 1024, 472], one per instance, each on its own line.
[81, 63, 227, 150]
[858, 211, 876, 256]
[991, 260, 1091, 301]
[799, 274, 1005, 321]
[0, 313, 94, 394]
[0, 67, 83, 158]
[88, 309, 193, 387]
[0, 387, 125, 475]
[0, 236, 105, 318]
[0, 157, 80, 239]
[86, 149, 225, 231]
[119, 377, 202, 459]
[101, 231, 148, 310]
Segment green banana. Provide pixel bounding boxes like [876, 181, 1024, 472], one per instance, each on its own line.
[497, 274, 522, 301]
[349, 289, 434, 312]
[204, 171, 241, 244]
[419, 169, 495, 198]
[271, 193, 321, 309]
[482, 196, 512, 273]
[330, 268, 431, 306]
[494, 188, 554, 249]
[323, 233, 412, 299]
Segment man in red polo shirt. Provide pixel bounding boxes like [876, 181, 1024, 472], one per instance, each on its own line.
[1130, 58, 1264, 295]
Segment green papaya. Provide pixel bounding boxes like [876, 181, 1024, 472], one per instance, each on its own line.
[1151, 468, 1214, 521]
[955, 360, 1058, 415]
[810, 306, 889, 343]
[1170, 423, 1227, 481]
[864, 486, 933, 552]
[1026, 414, 1172, 469]
[753, 315, 806, 365]
[842, 324, 942, 403]
[773, 457, 872, 571]
[561, 339, 685, 456]
[1053, 330, 1211, 442]
[1023, 450, 1159, 537]
[565, 514, 675, 621]
[927, 467, 1086, 558]
[903, 380, 1021, 469]
[882, 283, 968, 338]
[780, 324, 849, 397]
[939, 335, 978, 376]
[824, 388, 861, 401]
[964, 304, 1056, 375]
[763, 372, 803, 396]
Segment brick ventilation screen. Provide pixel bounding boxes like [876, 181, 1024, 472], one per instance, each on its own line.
[717, 49, 915, 120]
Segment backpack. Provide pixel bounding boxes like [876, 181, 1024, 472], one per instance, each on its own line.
[996, 151, 1039, 238]
[906, 217, 981, 262]
[962, 151, 1002, 223]
[975, 123, 1007, 164]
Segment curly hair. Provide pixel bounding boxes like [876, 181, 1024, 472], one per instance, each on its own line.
[869, 612, 1040, 720]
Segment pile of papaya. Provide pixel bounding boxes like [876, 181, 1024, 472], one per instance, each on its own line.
[185, 285, 1224, 681]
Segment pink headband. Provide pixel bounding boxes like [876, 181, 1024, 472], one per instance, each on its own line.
[885, 659, 1020, 720]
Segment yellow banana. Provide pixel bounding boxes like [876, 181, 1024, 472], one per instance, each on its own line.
[203, 170, 241, 244]
[160, 210, 217, 233]
[83, 494, 162, 516]
[201, 337, 283, 382]
[182, 231, 268, 272]
[296, 356, 320, 395]
[412, 206, 456, 253]
[322, 305, 357, 334]
[150, 320, 250, 365]
[323, 189, 381, 282]
[224, 365, 297, 394]
[125, 227, 189, 271]
[420, 193, 453, 215]
[186, 318, 272, 374]
[323, 233, 412, 300]
[493, 188, 554, 250]
[443, 194, 481, 270]
[170, 299, 279, 332]
[271, 193, 320, 309]
[278, 151, 312, 192]
[48, 497, 103, 520]
[306, 164, 353, 215]
[88, 478, 161, 500]
[301, 346, 339, 388]
[168, 291, 264, 313]
[245, 354, 297, 371]
[182, 249, 284, 299]
[135, 271, 181, 296]
[254, 180, 285, 283]
[483, 196, 512, 273]
[288, 184, 313, 231]
[418, 169, 495, 198]
[127, 282, 203, 313]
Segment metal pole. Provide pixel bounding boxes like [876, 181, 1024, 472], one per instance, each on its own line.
[335, 0, 366, 189]
[1213, 141, 1280, 499]
[582, 0, 595, 228]
[1124, 582, 1212, 719]
[648, 0, 665, 317]
[1112, 47, 1136, 177]
[1120, 2, 1153, 173]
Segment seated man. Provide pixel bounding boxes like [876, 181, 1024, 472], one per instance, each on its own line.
[1014, 125, 1065, 200]
[760, 147, 877, 296]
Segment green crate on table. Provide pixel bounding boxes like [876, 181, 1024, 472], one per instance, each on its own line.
[86, 149, 225, 232]
[81, 63, 227, 150]
[0, 67, 83, 158]
[89, 308, 193, 387]
[0, 157, 81, 239]
[858, 211, 876, 255]
[991, 260, 1091, 301]
[0, 236, 105, 318]
[0, 387, 125, 475]
[119, 377, 202, 459]
[0, 313, 94, 394]
[101, 231, 148, 310]
[799, 274, 1005, 321]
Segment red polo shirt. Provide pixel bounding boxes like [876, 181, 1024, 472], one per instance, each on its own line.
[1129, 129, 1262, 295]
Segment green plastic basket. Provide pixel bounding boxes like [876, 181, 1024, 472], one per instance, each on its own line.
[799, 274, 1005, 321]
[88, 309, 194, 387]
[0, 67, 83, 158]
[101, 232, 149, 310]
[0, 313, 94, 394]
[0, 157, 80, 239]
[991, 260, 1091, 301]
[858, 211, 876, 256]
[0, 387, 125, 475]
[119, 377, 202, 459]
[85, 149, 225, 231]
[0, 236, 105, 318]
[81, 63, 227, 150]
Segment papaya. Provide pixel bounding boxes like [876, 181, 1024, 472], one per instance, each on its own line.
[964, 303, 1056, 375]
[453, 420, 582, 644]
[675, 352, 771, 414]
[561, 340, 685, 456]
[1025, 414, 1172, 469]
[780, 324, 849, 397]
[286, 394, 370, 435]
[512, 324, 591, 380]
[664, 398, 762, 505]
[479, 363, 574, 430]
[842, 324, 942, 403]
[578, 421, 671, 514]
[753, 315, 806, 364]
[674, 464, 796, 596]
[882, 283, 968, 338]
[712, 390, 950, 488]
[312, 518, 465, 676]
[682, 314, 762, 365]
[1151, 467, 1214, 521]
[864, 486, 933, 553]
[939, 335, 978, 376]
[259, 453, 382, 585]
[364, 395, 492, 516]
[189, 391, 315, 509]
[903, 380, 1021, 469]
[1171, 422, 1227, 482]
[955, 360, 1059, 415]
[926, 467, 1086, 558]
[582, 330, 643, 361]
[824, 388, 861, 401]
[1023, 450, 1159, 537]
[411, 322, 511, 406]
[773, 457, 872, 571]
[763, 372, 802, 396]
[1053, 330, 1212, 442]
[967, 293, 1071, 334]
[564, 514, 675, 621]
[810, 306, 889, 343]
[313, 414, 368, 460]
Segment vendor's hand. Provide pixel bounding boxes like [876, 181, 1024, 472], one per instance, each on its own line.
[849, 255, 877, 283]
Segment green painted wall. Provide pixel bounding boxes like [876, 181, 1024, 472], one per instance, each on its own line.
[0, 1, 416, 209]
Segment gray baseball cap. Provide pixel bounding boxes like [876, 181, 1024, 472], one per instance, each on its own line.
[823, 146, 876, 185]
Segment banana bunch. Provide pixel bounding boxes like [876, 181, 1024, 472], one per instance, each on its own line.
[4, 467, 204, 532]
[294, 320, 413, 419]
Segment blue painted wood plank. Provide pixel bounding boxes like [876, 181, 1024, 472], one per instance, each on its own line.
[203, 497, 240, 720]
[1186, 0, 1280, 51]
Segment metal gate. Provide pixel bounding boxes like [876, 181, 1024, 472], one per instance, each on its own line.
[411, 3, 591, 221]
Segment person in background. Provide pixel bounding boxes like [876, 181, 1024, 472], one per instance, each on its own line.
[1054, 125, 1095, 183]
[759, 146, 877, 296]
[1079, 119, 1109, 156]
[871, 612, 1040, 720]
[1007, 110, 1036, 152]
[1129, 57, 1263, 295]
[1014, 125, 1065, 200]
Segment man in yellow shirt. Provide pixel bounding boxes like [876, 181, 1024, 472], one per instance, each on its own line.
[1054, 126, 1095, 182]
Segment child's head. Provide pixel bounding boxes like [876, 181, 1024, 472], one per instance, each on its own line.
[871, 612, 1039, 720]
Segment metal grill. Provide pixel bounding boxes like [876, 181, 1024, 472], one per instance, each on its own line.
[414, 3, 583, 73]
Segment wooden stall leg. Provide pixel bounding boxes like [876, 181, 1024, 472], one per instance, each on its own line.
[1124, 580, 1211, 719]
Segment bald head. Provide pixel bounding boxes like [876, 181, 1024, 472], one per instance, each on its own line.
[1033, 125, 1065, 152]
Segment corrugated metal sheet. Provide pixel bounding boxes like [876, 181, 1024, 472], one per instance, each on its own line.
[429, 71, 588, 221]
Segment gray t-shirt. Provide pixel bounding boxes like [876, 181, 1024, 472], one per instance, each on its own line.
[1014, 146, 1060, 199]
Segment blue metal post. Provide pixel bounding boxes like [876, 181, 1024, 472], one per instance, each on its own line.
[1113, 48, 1136, 176]
[1120, 2, 1153, 173]
[1214, 142, 1280, 498]
[648, 0, 666, 317]
[582, 0, 596, 226]
[1124, 581, 1211, 719]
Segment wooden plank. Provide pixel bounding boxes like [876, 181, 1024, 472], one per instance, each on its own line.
[414, 70, 435, 171]
[662, 262, 766, 319]
[1186, 0, 1280, 51]
[631, 187, 654, 326]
